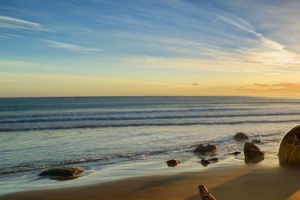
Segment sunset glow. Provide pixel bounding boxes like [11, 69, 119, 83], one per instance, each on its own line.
[1, 0, 300, 97]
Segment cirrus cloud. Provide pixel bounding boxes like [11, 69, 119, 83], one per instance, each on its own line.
[0, 15, 47, 31]
[237, 82, 300, 96]
[47, 40, 103, 53]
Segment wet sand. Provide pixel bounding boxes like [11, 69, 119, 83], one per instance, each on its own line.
[1, 163, 300, 200]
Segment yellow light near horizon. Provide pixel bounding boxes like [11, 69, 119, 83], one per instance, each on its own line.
[1, 72, 300, 97]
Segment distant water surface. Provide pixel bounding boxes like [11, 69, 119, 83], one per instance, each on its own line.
[0, 96, 300, 195]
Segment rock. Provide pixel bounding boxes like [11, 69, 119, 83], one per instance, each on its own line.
[166, 159, 180, 167]
[200, 158, 218, 167]
[200, 159, 210, 167]
[228, 151, 241, 155]
[38, 166, 84, 177]
[208, 158, 219, 162]
[278, 125, 300, 165]
[198, 185, 217, 200]
[194, 144, 217, 154]
[244, 142, 264, 164]
[50, 176, 79, 181]
[234, 132, 249, 140]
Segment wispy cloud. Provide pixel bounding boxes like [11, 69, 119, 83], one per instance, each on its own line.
[217, 0, 300, 54]
[190, 82, 200, 86]
[237, 82, 300, 95]
[218, 15, 300, 67]
[0, 15, 46, 31]
[253, 83, 286, 90]
[47, 41, 103, 53]
[126, 11, 300, 75]
[0, 59, 39, 67]
[0, 35, 10, 39]
[0, 33, 24, 39]
[2, 0, 300, 97]
[128, 55, 295, 75]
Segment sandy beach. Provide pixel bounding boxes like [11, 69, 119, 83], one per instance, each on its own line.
[1, 162, 300, 200]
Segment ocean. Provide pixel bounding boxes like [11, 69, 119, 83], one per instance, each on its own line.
[0, 96, 300, 195]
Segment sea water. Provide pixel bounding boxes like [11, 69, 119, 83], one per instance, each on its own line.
[0, 96, 300, 195]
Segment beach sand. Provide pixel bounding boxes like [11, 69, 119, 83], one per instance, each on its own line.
[1, 163, 300, 200]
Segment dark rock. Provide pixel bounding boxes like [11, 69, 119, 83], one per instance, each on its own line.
[166, 159, 180, 167]
[200, 159, 210, 167]
[200, 158, 218, 167]
[234, 132, 249, 140]
[198, 185, 216, 200]
[38, 166, 84, 177]
[194, 144, 217, 153]
[208, 158, 219, 162]
[50, 176, 79, 181]
[245, 156, 264, 164]
[244, 142, 264, 164]
[278, 125, 300, 165]
[228, 151, 241, 155]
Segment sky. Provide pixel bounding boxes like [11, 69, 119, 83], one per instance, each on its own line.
[1, 0, 300, 97]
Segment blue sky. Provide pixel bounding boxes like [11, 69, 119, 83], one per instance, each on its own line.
[1, 0, 300, 97]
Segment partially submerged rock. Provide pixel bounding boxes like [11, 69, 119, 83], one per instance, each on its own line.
[200, 158, 218, 167]
[194, 144, 217, 154]
[244, 142, 264, 164]
[228, 151, 241, 155]
[208, 158, 219, 162]
[200, 159, 210, 167]
[234, 132, 248, 140]
[39, 166, 84, 177]
[278, 125, 300, 165]
[166, 159, 180, 167]
[50, 176, 79, 181]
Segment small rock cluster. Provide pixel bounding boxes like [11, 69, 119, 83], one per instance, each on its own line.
[166, 131, 265, 167]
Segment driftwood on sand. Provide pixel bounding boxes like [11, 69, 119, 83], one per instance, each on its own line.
[198, 185, 216, 200]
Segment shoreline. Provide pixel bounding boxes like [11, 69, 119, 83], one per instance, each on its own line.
[2, 159, 300, 200]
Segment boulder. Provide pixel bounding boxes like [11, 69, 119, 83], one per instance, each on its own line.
[194, 144, 217, 154]
[166, 159, 180, 167]
[234, 132, 249, 140]
[38, 166, 84, 177]
[244, 142, 264, 164]
[278, 125, 300, 165]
